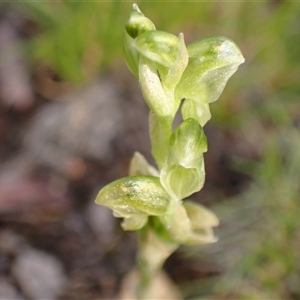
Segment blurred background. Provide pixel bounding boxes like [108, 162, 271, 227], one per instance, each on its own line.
[0, 1, 299, 299]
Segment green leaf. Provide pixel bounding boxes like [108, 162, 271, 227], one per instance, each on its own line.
[176, 36, 245, 104]
[96, 176, 170, 217]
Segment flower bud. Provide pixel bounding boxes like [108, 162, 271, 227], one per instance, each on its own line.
[123, 4, 156, 78]
[125, 4, 155, 39]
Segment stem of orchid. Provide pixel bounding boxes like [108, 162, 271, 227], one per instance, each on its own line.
[136, 227, 153, 299]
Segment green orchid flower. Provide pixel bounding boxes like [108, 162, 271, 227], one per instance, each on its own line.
[176, 36, 245, 125]
[95, 175, 170, 231]
[96, 4, 244, 297]
[160, 118, 207, 200]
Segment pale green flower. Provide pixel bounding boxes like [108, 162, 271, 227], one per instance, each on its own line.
[95, 176, 170, 231]
[96, 4, 244, 252]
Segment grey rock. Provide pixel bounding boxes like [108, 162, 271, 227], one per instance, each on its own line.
[12, 248, 67, 299]
[0, 278, 24, 300]
[23, 78, 123, 172]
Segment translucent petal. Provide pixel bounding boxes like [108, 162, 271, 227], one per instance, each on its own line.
[139, 57, 172, 117]
[183, 200, 219, 245]
[134, 31, 179, 68]
[181, 99, 211, 127]
[168, 118, 207, 167]
[160, 163, 205, 200]
[159, 200, 191, 243]
[176, 36, 245, 104]
[121, 214, 148, 231]
[129, 152, 159, 177]
[184, 200, 219, 227]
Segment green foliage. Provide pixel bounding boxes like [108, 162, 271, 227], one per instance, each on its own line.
[18, 1, 125, 82]
[212, 127, 300, 299]
[180, 98, 300, 299]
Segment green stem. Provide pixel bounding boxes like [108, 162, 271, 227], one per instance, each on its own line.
[136, 227, 155, 299]
[135, 219, 179, 299]
[149, 113, 173, 170]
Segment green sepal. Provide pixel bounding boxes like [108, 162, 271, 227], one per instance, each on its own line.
[160, 163, 205, 200]
[183, 200, 219, 244]
[121, 214, 148, 231]
[163, 33, 189, 92]
[139, 56, 172, 117]
[168, 118, 207, 165]
[129, 151, 159, 177]
[137, 32, 188, 118]
[175, 36, 245, 104]
[158, 200, 191, 244]
[158, 200, 219, 245]
[95, 176, 170, 230]
[123, 33, 140, 78]
[160, 118, 207, 199]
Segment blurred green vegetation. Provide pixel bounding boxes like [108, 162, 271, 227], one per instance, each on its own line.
[13, 1, 300, 299]
[189, 121, 300, 299]
[16, 1, 300, 124]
